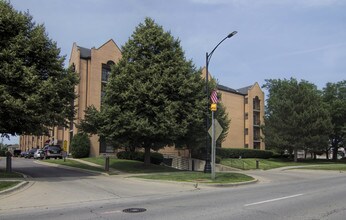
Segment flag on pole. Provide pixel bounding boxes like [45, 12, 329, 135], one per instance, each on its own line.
[210, 90, 219, 103]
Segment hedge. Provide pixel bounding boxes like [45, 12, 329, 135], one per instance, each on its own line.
[117, 151, 164, 165]
[216, 148, 274, 159]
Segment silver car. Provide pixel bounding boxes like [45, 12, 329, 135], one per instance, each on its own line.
[34, 149, 44, 159]
[43, 145, 63, 159]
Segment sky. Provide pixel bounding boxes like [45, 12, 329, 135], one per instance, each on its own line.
[4, 0, 346, 144]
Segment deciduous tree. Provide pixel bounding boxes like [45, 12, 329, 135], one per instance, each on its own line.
[0, 1, 78, 137]
[80, 18, 230, 164]
[322, 80, 346, 160]
[263, 78, 331, 162]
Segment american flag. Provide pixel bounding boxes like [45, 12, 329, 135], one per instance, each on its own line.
[210, 90, 219, 103]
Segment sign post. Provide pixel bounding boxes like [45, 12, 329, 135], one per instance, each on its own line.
[211, 110, 216, 179]
[63, 140, 68, 162]
[208, 120, 223, 179]
[208, 90, 223, 180]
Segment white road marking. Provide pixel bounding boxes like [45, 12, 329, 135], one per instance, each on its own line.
[101, 210, 122, 214]
[244, 193, 304, 207]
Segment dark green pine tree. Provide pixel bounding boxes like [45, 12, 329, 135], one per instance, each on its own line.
[0, 1, 78, 137]
[101, 18, 207, 164]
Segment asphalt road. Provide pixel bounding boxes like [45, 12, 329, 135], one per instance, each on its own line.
[1, 157, 346, 219]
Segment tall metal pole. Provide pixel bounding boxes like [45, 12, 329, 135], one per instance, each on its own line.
[204, 52, 211, 173]
[204, 31, 237, 173]
[211, 110, 216, 179]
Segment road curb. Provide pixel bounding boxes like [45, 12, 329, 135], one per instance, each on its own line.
[0, 180, 29, 195]
[128, 176, 259, 188]
[204, 178, 258, 187]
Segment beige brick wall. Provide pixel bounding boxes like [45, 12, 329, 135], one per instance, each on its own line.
[247, 83, 265, 150]
[69, 40, 122, 156]
[219, 90, 245, 148]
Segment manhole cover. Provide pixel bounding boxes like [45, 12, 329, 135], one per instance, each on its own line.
[122, 208, 147, 213]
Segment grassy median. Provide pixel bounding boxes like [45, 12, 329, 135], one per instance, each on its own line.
[131, 172, 254, 184]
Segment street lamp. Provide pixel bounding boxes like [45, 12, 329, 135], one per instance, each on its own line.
[204, 31, 237, 173]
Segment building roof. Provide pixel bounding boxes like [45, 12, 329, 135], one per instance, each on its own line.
[217, 84, 238, 93]
[236, 85, 253, 95]
[78, 46, 91, 59]
[217, 84, 255, 96]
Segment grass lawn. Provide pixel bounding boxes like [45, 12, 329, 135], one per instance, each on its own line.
[82, 157, 180, 173]
[41, 158, 254, 184]
[297, 163, 346, 171]
[132, 172, 254, 184]
[0, 181, 21, 191]
[0, 169, 23, 178]
[43, 159, 106, 172]
[221, 158, 303, 170]
[220, 158, 341, 170]
[0, 169, 23, 192]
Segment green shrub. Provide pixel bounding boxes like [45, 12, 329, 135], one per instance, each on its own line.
[215, 156, 222, 164]
[216, 148, 273, 159]
[117, 151, 164, 165]
[0, 148, 6, 156]
[70, 133, 90, 158]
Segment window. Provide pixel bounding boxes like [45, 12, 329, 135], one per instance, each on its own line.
[245, 112, 248, 120]
[253, 113, 260, 126]
[245, 128, 248, 135]
[101, 64, 110, 82]
[254, 142, 260, 150]
[253, 96, 260, 111]
[101, 61, 114, 82]
[253, 128, 261, 141]
[101, 61, 114, 102]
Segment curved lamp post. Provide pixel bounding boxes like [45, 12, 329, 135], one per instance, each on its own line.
[204, 31, 237, 173]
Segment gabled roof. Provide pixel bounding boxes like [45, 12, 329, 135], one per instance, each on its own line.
[236, 85, 252, 95]
[217, 84, 246, 96]
[78, 46, 91, 59]
[217, 84, 237, 93]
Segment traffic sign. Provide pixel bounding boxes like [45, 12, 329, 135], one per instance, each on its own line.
[63, 140, 67, 151]
[208, 119, 223, 140]
[210, 103, 217, 111]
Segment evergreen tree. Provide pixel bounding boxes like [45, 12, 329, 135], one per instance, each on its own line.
[0, 1, 78, 137]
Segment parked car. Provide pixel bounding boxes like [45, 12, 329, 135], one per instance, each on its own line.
[34, 149, 44, 159]
[43, 145, 62, 159]
[13, 149, 21, 157]
[26, 148, 38, 159]
[20, 151, 28, 157]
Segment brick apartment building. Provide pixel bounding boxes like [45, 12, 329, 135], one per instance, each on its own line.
[20, 39, 265, 156]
